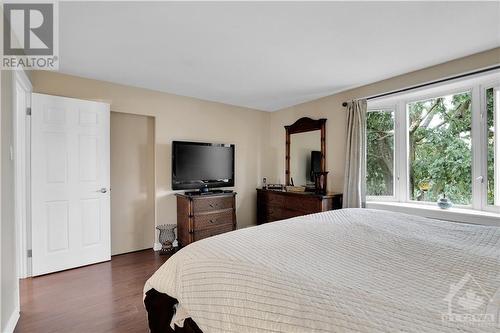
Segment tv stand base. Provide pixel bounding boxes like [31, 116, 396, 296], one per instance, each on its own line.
[184, 189, 233, 196]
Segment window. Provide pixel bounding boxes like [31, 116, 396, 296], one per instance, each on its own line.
[366, 110, 395, 196]
[408, 91, 472, 205]
[366, 71, 500, 213]
[487, 86, 500, 206]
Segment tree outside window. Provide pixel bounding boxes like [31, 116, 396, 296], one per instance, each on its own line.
[487, 87, 498, 206]
[408, 92, 472, 205]
[366, 110, 394, 196]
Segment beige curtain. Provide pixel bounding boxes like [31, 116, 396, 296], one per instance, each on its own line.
[342, 99, 367, 208]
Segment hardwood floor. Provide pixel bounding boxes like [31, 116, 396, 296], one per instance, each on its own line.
[15, 249, 169, 333]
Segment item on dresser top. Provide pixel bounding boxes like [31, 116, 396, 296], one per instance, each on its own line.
[305, 184, 316, 192]
[266, 184, 284, 190]
[314, 171, 329, 194]
[285, 185, 306, 192]
[172, 141, 235, 191]
[185, 189, 232, 196]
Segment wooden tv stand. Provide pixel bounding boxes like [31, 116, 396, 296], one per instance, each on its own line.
[176, 192, 236, 247]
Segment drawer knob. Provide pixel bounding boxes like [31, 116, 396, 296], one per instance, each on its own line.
[209, 203, 218, 208]
[209, 219, 216, 223]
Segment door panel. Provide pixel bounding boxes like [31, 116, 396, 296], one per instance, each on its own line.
[81, 199, 101, 246]
[46, 132, 67, 183]
[79, 135, 98, 181]
[44, 106, 66, 124]
[46, 201, 70, 252]
[32, 93, 110, 276]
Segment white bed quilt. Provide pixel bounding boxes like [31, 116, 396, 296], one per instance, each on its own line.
[144, 208, 500, 332]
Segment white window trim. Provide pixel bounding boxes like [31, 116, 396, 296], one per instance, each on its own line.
[478, 78, 500, 214]
[366, 69, 500, 219]
[366, 201, 500, 227]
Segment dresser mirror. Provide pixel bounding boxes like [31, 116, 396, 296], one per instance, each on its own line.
[285, 117, 327, 189]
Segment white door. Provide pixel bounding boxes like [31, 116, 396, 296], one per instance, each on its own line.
[31, 93, 110, 276]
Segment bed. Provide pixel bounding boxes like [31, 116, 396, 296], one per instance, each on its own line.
[144, 208, 500, 333]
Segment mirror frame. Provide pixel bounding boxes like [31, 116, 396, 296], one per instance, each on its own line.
[285, 117, 327, 186]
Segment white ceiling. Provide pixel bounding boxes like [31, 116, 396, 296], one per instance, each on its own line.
[58, 1, 500, 111]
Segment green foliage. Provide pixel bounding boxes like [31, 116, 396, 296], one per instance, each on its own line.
[486, 88, 495, 205]
[366, 111, 394, 196]
[409, 92, 472, 205]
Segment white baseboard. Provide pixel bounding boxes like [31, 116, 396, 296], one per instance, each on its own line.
[4, 309, 20, 333]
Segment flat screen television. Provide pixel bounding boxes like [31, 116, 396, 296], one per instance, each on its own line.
[310, 150, 322, 182]
[172, 141, 235, 190]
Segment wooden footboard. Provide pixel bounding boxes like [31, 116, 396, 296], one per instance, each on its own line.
[144, 288, 203, 333]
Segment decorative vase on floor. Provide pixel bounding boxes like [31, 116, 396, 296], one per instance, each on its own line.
[437, 194, 452, 209]
[156, 224, 177, 255]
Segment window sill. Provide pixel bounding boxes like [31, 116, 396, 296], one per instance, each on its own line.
[366, 201, 500, 227]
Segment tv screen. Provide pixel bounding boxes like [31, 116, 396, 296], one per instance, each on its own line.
[172, 141, 235, 190]
[310, 151, 322, 182]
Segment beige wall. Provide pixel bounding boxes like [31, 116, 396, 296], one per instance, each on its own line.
[31, 47, 500, 240]
[32, 71, 271, 232]
[111, 112, 155, 255]
[269, 47, 500, 192]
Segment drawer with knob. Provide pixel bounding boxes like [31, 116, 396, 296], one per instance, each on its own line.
[193, 196, 233, 214]
[194, 210, 233, 231]
[193, 224, 234, 242]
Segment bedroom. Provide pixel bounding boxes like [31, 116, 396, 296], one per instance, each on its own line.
[0, 1, 499, 332]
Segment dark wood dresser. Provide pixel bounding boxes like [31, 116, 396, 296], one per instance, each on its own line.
[176, 192, 236, 246]
[257, 189, 342, 224]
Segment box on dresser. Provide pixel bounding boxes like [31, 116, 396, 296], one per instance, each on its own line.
[176, 192, 237, 247]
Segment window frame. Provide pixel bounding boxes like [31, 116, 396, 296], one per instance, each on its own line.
[366, 70, 500, 214]
[480, 79, 500, 213]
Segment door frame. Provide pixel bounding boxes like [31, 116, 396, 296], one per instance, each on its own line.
[13, 69, 32, 279]
[110, 111, 158, 254]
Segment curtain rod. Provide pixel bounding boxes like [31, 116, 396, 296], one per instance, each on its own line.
[341, 64, 500, 107]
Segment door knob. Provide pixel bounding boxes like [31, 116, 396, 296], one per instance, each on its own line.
[98, 188, 108, 193]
